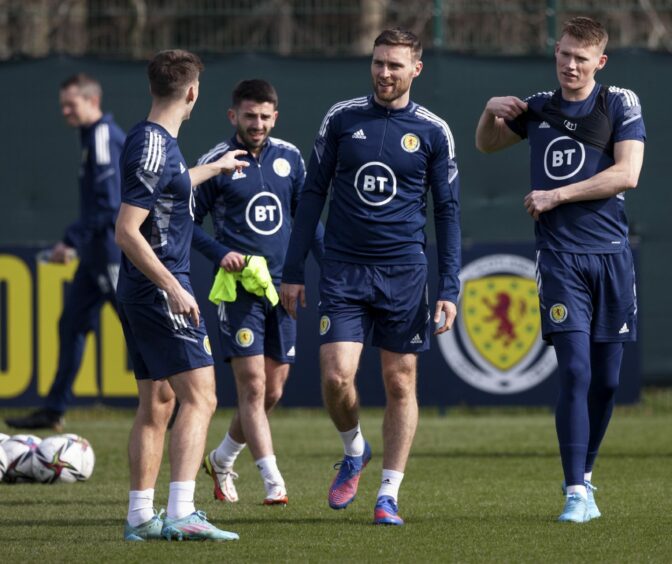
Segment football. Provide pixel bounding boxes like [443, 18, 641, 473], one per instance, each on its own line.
[0, 446, 8, 481]
[61, 434, 95, 480]
[33, 435, 95, 483]
[2, 434, 42, 483]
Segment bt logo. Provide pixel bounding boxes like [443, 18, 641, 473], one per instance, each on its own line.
[245, 191, 283, 235]
[543, 136, 585, 180]
[354, 161, 397, 206]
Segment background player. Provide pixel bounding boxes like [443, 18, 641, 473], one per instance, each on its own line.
[6, 74, 124, 432]
[280, 28, 461, 526]
[116, 49, 247, 541]
[193, 79, 323, 506]
[475, 16, 645, 523]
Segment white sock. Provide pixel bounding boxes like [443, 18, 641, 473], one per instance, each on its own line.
[339, 423, 365, 457]
[214, 432, 246, 469]
[167, 481, 196, 520]
[584, 471, 593, 483]
[127, 488, 155, 527]
[566, 484, 588, 499]
[255, 455, 284, 487]
[377, 469, 404, 501]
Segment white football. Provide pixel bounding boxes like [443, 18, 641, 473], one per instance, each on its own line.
[2, 434, 41, 483]
[60, 434, 95, 480]
[0, 447, 8, 481]
[33, 435, 95, 483]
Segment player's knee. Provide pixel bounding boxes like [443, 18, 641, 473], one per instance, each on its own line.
[264, 386, 283, 411]
[240, 377, 266, 406]
[384, 376, 416, 402]
[322, 369, 352, 394]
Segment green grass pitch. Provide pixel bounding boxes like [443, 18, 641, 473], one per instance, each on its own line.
[1, 390, 671, 562]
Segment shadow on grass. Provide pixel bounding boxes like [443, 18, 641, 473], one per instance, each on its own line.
[0, 517, 120, 527]
[0, 498, 121, 507]
[411, 450, 672, 459]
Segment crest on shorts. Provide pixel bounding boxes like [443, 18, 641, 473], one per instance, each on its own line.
[437, 254, 557, 394]
[400, 133, 420, 153]
[550, 303, 568, 323]
[319, 315, 331, 336]
[462, 276, 540, 371]
[203, 336, 212, 355]
[235, 328, 254, 347]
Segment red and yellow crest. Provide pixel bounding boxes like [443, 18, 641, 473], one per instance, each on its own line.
[235, 328, 254, 347]
[400, 133, 420, 153]
[461, 276, 540, 371]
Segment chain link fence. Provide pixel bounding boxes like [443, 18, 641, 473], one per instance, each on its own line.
[1, 0, 671, 60]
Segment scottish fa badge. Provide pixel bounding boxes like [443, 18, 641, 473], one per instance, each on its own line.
[437, 254, 557, 394]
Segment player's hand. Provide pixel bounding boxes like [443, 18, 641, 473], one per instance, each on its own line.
[524, 189, 560, 220]
[280, 283, 306, 320]
[434, 300, 457, 335]
[485, 96, 528, 120]
[50, 241, 76, 264]
[213, 149, 249, 175]
[166, 284, 201, 327]
[220, 251, 246, 272]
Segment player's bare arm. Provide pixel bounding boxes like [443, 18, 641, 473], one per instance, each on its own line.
[280, 283, 306, 320]
[434, 300, 457, 335]
[189, 149, 249, 187]
[115, 202, 201, 325]
[220, 251, 246, 272]
[523, 139, 644, 220]
[475, 96, 526, 153]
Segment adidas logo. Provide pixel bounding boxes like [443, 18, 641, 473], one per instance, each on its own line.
[618, 323, 629, 334]
[539, 121, 550, 128]
[232, 169, 247, 180]
[179, 162, 186, 173]
[352, 129, 367, 140]
[382, 479, 392, 485]
[410, 334, 423, 344]
[287, 346, 296, 357]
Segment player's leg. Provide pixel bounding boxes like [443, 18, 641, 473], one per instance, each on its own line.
[582, 250, 635, 518]
[232, 355, 289, 504]
[536, 250, 595, 522]
[125, 378, 175, 540]
[580, 341, 623, 519]
[162, 365, 238, 541]
[374, 350, 418, 526]
[205, 410, 244, 503]
[122, 300, 175, 541]
[206, 356, 291, 504]
[552, 330, 592, 522]
[6, 265, 102, 430]
[370, 263, 429, 525]
[321, 341, 370, 509]
[318, 260, 372, 509]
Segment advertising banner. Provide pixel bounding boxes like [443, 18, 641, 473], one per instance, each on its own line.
[0, 244, 640, 408]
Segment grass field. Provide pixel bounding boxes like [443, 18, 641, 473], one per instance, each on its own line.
[1, 389, 671, 563]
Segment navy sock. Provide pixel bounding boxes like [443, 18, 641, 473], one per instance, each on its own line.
[585, 342, 623, 474]
[552, 331, 591, 487]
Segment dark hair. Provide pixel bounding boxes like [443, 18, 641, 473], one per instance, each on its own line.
[561, 17, 609, 50]
[232, 79, 278, 109]
[147, 49, 204, 100]
[60, 73, 102, 100]
[374, 28, 422, 60]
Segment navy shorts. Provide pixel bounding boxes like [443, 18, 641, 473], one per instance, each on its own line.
[216, 288, 296, 363]
[536, 248, 637, 342]
[118, 288, 214, 381]
[318, 260, 430, 353]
